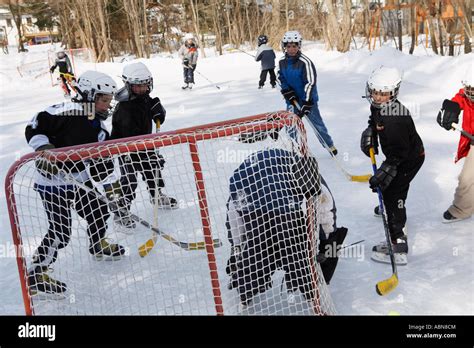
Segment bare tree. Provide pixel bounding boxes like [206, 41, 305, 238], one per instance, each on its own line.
[7, 0, 26, 52]
[324, 0, 352, 52]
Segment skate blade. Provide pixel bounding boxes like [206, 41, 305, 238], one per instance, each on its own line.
[371, 251, 407, 266]
[442, 216, 469, 224]
[156, 203, 179, 210]
[93, 253, 125, 262]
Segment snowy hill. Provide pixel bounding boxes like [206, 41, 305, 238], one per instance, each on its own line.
[0, 42, 472, 315]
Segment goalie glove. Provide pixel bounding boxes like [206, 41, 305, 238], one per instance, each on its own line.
[437, 99, 461, 131]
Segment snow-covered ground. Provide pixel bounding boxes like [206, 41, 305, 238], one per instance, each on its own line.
[0, 41, 472, 315]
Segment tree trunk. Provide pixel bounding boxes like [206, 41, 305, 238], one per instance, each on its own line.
[438, 1, 444, 55]
[271, 0, 280, 48]
[189, 0, 205, 57]
[324, 0, 352, 53]
[397, 0, 403, 51]
[97, 0, 111, 62]
[409, 3, 416, 54]
[8, 0, 26, 52]
[460, 0, 472, 53]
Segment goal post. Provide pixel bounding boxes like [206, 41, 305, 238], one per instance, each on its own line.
[5, 111, 336, 315]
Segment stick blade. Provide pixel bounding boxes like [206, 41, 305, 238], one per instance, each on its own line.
[138, 238, 156, 257]
[350, 174, 372, 182]
[376, 274, 398, 296]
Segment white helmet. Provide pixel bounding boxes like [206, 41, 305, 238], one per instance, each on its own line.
[282, 30, 302, 50]
[75, 70, 117, 102]
[365, 66, 402, 108]
[55, 47, 65, 59]
[121, 62, 153, 95]
[461, 65, 474, 102]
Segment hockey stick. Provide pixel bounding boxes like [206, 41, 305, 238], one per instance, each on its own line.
[292, 100, 371, 182]
[451, 123, 474, 141]
[369, 147, 398, 296]
[45, 159, 222, 252]
[138, 122, 161, 257]
[339, 239, 365, 250]
[235, 47, 256, 58]
[186, 64, 221, 89]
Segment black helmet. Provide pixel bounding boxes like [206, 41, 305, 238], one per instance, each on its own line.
[257, 35, 268, 46]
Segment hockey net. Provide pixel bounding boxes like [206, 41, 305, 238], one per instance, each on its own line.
[47, 47, 96, 86]
[5, 112, 336, 315]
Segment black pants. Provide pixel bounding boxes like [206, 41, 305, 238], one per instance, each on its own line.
[34, 182, 109, 267]
[259, 69, 276, 87]
[119, 151, 165, 209]
[183, 64, 196, 83]
[227, 209, 314, 305]
[382, 155, 425, 240]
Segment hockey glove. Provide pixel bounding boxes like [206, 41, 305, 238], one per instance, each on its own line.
[281, 89, 297, 104]
[369, 162, 397, 192]
[360, 127, 378, 157]
[299, 101, 312, 118]
[35, 143, 58, 176]
[437, 99, 461, 131]
[150, 97, 166, 125]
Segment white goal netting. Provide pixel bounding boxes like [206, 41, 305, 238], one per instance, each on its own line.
[6, 112, 336, 315]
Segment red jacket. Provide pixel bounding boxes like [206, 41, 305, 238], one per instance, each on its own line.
[452, 89, 474, 162]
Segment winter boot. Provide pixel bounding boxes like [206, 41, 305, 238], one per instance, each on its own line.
[182, 83, 189, 90]
[442, 210, 469, 224]
[28, 265, 67, 295]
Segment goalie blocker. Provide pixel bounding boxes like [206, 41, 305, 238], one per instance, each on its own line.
[225, 148, 347, 309]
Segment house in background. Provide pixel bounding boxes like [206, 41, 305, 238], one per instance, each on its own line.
[0, 7, 58, 47]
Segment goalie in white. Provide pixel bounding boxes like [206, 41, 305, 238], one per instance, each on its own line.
[225, 148, 347, 308]
[24, 71, 126, 295]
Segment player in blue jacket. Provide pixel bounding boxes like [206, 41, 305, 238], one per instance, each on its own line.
[278, 31, 338, 156]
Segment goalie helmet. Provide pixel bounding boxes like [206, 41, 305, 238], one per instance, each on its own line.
[281, 31, 302, 50]
[257, 35, 268, 46]
[461, 66, 474, 102]
[365, 66, 402, 109]
[121, 62, 153, 95]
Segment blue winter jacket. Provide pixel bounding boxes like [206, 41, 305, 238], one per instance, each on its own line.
[278, 52, 319, 106]
[255, 44, 276, 70]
